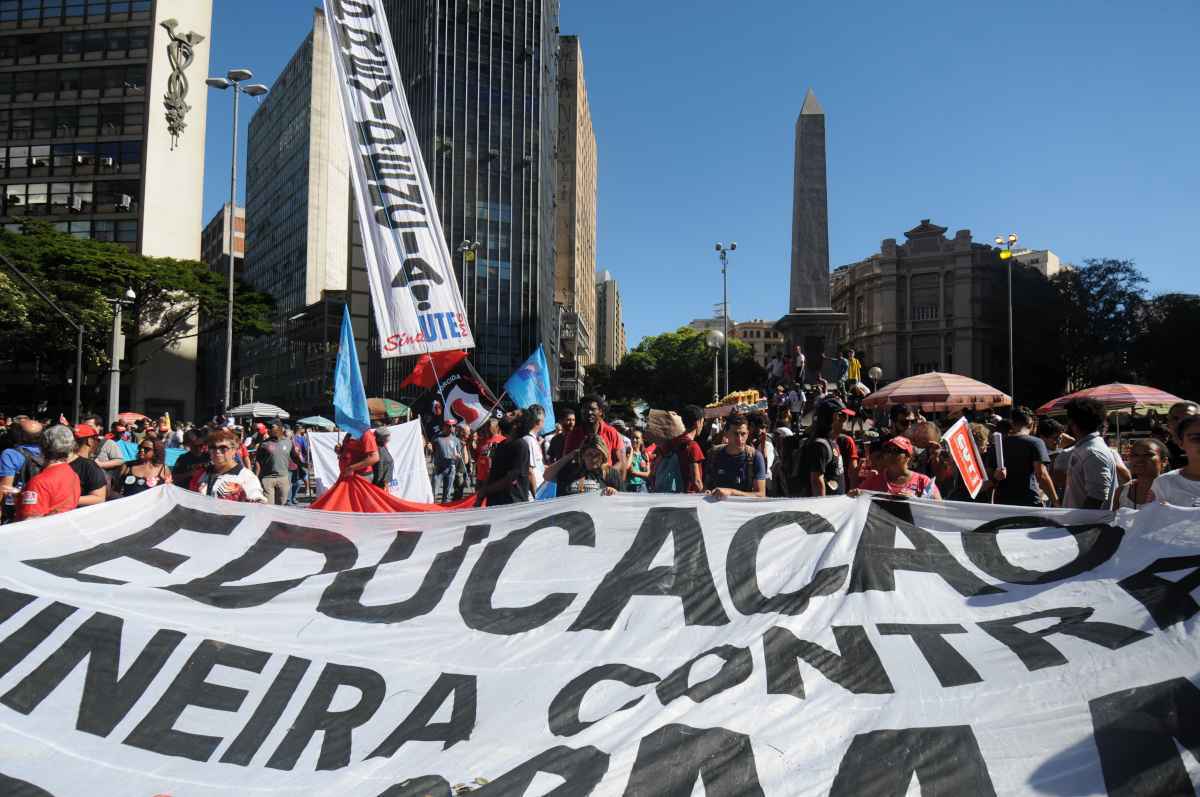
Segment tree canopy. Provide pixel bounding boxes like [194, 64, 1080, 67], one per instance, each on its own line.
[584, 326, 766, 410]
[0, 222, 274, 415]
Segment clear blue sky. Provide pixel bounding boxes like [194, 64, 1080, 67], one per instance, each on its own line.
[203, 1, 1199, 348]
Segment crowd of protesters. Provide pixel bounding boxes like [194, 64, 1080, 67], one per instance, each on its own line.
[427, 382, 1200, 512]
[2, 382, 1196, 521]
[0, 412, 329, 522]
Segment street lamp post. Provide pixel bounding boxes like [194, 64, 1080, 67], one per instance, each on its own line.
[868, 365, 882, 394]
[0, 254, 85, 422]
[995, 232, 1019, 407]
[104, 288, 136, 426]
[458, 239, 481, 306]
[207, 69, 269, 411]
[705, 329, 724, 404]
[714, 242, 736, 397]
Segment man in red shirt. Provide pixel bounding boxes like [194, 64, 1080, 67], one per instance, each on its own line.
[16, 425, 80, 520]
[561, 396, 626, 471]
[337, 427, 380, 478]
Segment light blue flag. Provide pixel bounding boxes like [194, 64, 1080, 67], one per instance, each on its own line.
[333, 305, 371, 439]
[504, 345, 555, 431]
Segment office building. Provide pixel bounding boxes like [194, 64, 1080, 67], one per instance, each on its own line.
[595, 269, 626, 368]
[382, 0, 561, 393]
[196, 203, 243, 416]
[830, 219, 1008, 385]
[0, 0, 213, 420]
[237, 8, 352, 418]
[1010, 248, 1064, 278]
[733, 319, 785, 366]
[554, 34, 596, 401]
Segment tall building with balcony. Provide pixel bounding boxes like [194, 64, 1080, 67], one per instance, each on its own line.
[830, 219, 1007, 385]
[196, 202, 243, 416]
[381, 0, 561, 393]
[554, 34, 596, 401]
[238, 7, 351, 418]
[595, 268, 625, 368]
[0, 0, 213, 420]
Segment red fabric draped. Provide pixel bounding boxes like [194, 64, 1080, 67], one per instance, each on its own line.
[310, 475, 480, 513]
[400, 350, 469, 389]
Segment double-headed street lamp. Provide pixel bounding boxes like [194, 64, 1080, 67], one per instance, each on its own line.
[207, 68, 268, 411]
[995, 232, 1019, 407]
[714, 242, 736, 397]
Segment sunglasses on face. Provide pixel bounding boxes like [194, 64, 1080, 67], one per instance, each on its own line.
[211, 445, 234, 453]
[139, 447, 154, 453]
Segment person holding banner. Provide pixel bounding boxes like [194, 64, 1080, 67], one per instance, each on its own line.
[560, 435, 623, 496]
[1149, 415, 1200, 507]
[856, 436, 942, 500]
[190, 428, 266, 503]
[706, 415, 768, 500]
[1116, 438, 1169, 509]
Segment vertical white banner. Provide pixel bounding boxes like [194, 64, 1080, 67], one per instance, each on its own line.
[324, 0, 474, 357]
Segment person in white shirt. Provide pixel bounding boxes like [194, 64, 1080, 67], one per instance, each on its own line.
[522, 404, 547, 497]
[1149, 415, 1200, 508]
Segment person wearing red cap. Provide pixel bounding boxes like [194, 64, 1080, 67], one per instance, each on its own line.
[68, 424, 109, 507]
[857, 436, 942, 500]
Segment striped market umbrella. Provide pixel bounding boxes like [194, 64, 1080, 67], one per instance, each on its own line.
[227, 402, 290, 419]
[367, 397, 411, 419]
[1036, 383, 1184, 417]
[860, 372, 1012, 413]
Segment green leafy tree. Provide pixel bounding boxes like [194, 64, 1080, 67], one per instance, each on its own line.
[585, 326, 765, 410]
[1009, 262, 1073, 408]
[1131, 293, 1200, 401]
[1052, 258, 1148, 390]
[0, 222, 274, 413]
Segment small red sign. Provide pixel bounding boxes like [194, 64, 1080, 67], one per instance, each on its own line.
[943, 417, 986, 499]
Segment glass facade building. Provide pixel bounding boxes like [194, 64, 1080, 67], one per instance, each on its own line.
[379, 0, 561, 393]
[0, 0, 154, 246]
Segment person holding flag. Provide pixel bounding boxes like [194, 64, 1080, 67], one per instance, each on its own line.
[332, 306, 379, 480]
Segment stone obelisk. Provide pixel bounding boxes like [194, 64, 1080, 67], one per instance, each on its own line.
[776, 88, 845, 380]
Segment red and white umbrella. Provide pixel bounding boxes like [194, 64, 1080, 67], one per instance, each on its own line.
[1036, 383, 1184, 416]
[860, 372, 1011, 412]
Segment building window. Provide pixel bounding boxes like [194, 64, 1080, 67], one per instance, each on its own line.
[912, 304, 938, 321]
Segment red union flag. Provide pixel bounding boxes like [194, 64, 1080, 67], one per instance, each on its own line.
[944, 417, 987, 499]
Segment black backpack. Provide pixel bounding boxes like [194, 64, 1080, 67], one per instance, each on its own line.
[15, 447, 45, 487]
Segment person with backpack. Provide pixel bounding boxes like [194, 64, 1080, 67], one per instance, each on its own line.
[653, 405, 706, 494]
[797, 398, 853, 497]
[707, 414, 767, 500]
[0, 419, 44, 524]
[13, 425, 80, 520]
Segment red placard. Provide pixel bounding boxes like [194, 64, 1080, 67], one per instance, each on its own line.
[943, 417, 986, 499]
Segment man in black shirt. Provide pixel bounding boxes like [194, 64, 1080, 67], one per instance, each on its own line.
[990, 407, 1057, 507]
[69, 424, 109, 507]
[172, 431, 209, 489]
[476, 431, 532, 506]
[546, 410, 575, 464]
[798, 399, 852, 497]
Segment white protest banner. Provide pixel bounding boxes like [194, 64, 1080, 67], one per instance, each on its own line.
[943, 416, 987, 499]
[1, 488, 1199, 795]
[309, 420, 433, 503]
[324, 0, 473, 357]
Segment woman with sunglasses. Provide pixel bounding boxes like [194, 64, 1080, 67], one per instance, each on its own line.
[189, 428, 266, 503]
[116, 440, 172, 497]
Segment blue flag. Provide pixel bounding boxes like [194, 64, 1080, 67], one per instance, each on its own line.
[504, 345, 555, 431]
[333, 305, 371, 439]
